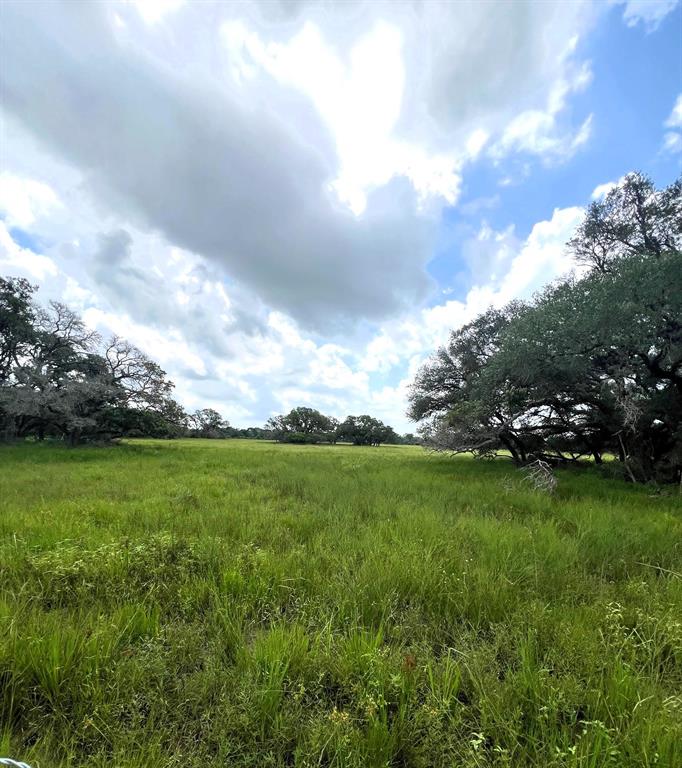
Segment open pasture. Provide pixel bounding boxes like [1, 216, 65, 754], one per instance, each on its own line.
[0, 439, 680, 767]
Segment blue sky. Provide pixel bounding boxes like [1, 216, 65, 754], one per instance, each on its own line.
[1, 0, 680, 432]
[430, 2, 681, 300]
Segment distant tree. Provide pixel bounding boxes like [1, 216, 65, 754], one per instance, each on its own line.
[159, 398, 189, 435]
[327, 416, 340, 444]
[401, 433, 420, 445]
[188, 408, 230, 438]
[266, 406, 336, 443]
[336, 414, 397, 446]
[236, 426, 274, 440]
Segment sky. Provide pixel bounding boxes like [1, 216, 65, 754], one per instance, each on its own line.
[1, 0, 680, 433]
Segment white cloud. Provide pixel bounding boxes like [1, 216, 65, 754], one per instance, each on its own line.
[0, 172, 60, 229]
[0, 220, 58, 280]
[222, 3, 595, 202]
[663, 132, 682, 154]
[490, 60, 594, 163]
[1, 2, 596, 330]
[1, 4, 442, 329]
[125, 0, 185, 25]
[222, 18, 463, 215]
[83, 307, 208, 378]
[0, 2, 607, 431]
[665, 94, 682, 128]
[662, 94, 682, 154]
[591, 175, 629, 200]
[357, 205, 584, 391]
[610, 0, 679, 30]
[592, 181, 617, 200]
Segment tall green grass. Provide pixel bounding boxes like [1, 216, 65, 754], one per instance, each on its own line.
[0, 439, 680, 767]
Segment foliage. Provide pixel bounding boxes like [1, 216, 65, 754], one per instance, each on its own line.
[266, 409, 402, 446]
[337, 414, 399, 446]
[568, 173, 681, 273]
[0, 439, 680, 767]
[0, 281, 427, 449]
[266, 406, 338, 444]
[0, 282, 184, 444]
[410, 173, 682, 483]
[186, 408, 231, 439]
[0, 276, 36, 385]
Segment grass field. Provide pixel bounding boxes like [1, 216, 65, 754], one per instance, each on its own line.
[0, 439, 681, 767]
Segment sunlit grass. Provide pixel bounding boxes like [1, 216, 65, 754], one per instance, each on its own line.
[0, 439, 680, 767]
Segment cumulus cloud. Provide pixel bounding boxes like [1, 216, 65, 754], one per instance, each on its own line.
[126, 0, 185, 25]
[0, 172, 60, 229]
[1, 1, 597, 331]
[223, 2, 596, 176]
[395, 2, 595, 142]
[357, 205, 584, 381]
[591, 175, 632, 200]
[221, 17, 465, 214]
[666, 95, 682, 128]
[664, 133, 682, 154]
[489, 59, 594, 163]
[0, 221, 58, 280]
[1, 3, 435, 330]
[0, 1, 620, 430]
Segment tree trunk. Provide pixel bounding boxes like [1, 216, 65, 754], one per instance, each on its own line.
[500, 433, 520, 464]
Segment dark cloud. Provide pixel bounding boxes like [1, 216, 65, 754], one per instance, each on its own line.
[86, 228, 269, 361]
[1, 2, 434, 330]
[90, 229, 162, 320]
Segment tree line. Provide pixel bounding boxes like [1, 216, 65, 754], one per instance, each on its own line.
[4, 171, 677, 481]
[409, 173, 681, 484]
[0, 282, 412, 446]
[0, 277, 269, 444]
[266, 407, 415, 445]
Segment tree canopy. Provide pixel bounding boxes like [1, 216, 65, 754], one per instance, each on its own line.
[409, 173, 681, 484]
[266, 407, 337, 444]
[188, 408, 231, 438]
[336, 414, 398, 446]
[0, 279, 185, 443]
[266, 407, 401, 445]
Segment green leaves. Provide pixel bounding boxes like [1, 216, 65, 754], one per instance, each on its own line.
[411, 175, 682, 482]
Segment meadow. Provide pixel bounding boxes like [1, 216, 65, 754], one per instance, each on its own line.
[0, 439, 680, 768]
